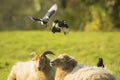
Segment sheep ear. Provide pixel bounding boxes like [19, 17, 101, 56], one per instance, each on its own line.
[63, 58, 77, 71]
[67, 58, 77, 67]
[29, 52, 39, 61]
[42, 51, 55, 57]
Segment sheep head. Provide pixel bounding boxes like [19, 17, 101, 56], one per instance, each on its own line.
[51, 54, 77, 72]
[33, 51, 55, 71]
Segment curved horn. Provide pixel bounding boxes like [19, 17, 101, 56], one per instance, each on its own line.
[42, 51, 55, 56]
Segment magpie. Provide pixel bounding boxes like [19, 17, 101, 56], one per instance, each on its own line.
[51, 19, 69, 35]
[97, 57, 104, 68]
[28, 4, 58, 26]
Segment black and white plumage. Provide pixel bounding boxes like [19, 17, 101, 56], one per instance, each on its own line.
[28, 4, 58, 26]
[97, 58, 104, 68]
[51, 19, 69, 35]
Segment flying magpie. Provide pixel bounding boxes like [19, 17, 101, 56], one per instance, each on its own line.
[51, 19, 69, 35]
[28, 4, 58, 26]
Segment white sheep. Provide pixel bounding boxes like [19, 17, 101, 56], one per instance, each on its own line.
[7, 51, 55, 80]
[50, 54, 116, 80]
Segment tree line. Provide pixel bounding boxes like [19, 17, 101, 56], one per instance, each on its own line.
[0, 0, 119, 31]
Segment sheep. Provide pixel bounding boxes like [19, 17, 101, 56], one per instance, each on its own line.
[50, 54, 116, 80]
[7, 51, 55, 80]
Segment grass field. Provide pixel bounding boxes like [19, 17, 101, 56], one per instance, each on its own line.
[0, 31, 120, 80]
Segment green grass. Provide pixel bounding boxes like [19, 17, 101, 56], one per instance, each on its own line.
[0, 31, 120, 80]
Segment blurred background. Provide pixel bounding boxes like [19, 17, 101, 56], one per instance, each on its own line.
[0, 0, 120, 79]
[0, 0, 120, 31]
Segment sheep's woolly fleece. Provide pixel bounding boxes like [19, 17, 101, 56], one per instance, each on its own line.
[65, 65, 116, 80]
[51, 54, 116, 80]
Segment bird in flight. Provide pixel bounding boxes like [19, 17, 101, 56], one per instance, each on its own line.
[28, 4, 58, 26]
[51, 19, 69, 35]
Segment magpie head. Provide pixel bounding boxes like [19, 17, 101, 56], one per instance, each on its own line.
[99, 58, 103, 62]
[41, 20, 48, 25]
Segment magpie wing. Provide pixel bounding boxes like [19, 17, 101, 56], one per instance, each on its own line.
[28, 16, 41, 21]
[63, 27, 69, 35]
[43, 4, 58, 20]
[62, 22, 69, 35]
